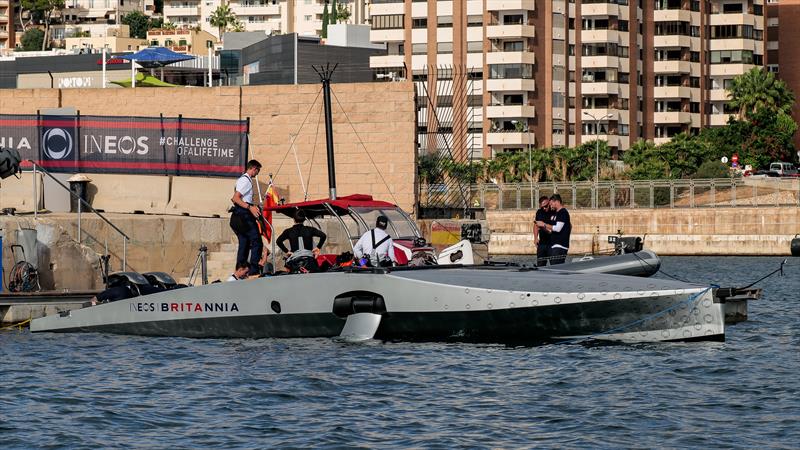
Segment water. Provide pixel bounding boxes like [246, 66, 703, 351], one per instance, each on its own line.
[2, 257, 798, 449]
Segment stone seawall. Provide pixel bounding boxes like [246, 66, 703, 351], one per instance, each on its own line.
[487, 207, 800, 255]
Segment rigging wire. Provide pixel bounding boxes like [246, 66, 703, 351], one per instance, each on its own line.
[329, 88, 401, 206]
[304, 101, 324, 201]
[271, 87, 323, 187]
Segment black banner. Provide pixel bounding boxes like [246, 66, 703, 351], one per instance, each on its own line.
[0, 114, 249, 177]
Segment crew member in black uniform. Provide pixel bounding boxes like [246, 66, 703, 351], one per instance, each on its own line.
[533, 195, 552, 266]
[276, 210, 328, 258]
[536, 193, 571, 265]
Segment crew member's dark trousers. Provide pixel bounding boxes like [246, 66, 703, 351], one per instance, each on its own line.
[548, 246, 568, 265]
[536, 244, 550, 267]
[233, 209, 263, 275]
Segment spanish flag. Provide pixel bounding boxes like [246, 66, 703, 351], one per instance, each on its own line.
[261, 183, 280, 243]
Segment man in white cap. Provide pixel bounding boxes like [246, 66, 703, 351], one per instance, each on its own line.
[353, 215, 397, 267]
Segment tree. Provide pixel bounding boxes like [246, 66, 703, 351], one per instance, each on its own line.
[20, 0, 65, 50]
[727, 68, 795, 119]
[330, 0, 337, 24]
[122, 10, 150, 39]
[209, 2, 236, 39]
[149, 17, 164, 30]
[19, 28, 44, 52]
[230, 20, 245, 32]
[321, 1, 329, 38]
[335, 2, 351, 23]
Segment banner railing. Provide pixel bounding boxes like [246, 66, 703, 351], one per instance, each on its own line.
[419, 178, 800, 210]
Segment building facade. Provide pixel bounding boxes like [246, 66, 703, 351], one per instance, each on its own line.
[163, 0, 370, 40]
[369, 0, 766, 158]
[767, 0, 800, 149]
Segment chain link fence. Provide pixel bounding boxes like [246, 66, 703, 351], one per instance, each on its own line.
[420, 178, 800, 210]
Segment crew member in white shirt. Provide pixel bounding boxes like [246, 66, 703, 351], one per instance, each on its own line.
[230, 159, 263, 275]
[353, 215, 398, 267]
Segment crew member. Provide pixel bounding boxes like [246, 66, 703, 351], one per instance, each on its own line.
[230, 160, 263, 276]
[533, 195, 551, 267]
[353, 215, 397, 267]
[537, 193, 571, 265]
[227, 262, 250, 281]
[276, 210, 327, 258]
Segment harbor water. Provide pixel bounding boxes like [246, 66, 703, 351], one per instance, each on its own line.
[1, 256, 798, 449]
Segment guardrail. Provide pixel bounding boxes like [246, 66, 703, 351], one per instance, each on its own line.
[420, 178, 800, 210]
[28, 161, 131, 270]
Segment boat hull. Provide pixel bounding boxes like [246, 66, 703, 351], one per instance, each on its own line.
[31, 268, 724, 343]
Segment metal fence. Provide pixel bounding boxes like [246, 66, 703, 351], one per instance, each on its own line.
[419, 178, 800, 210]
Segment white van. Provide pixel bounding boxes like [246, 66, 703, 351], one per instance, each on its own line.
[769, 162, 798, 177]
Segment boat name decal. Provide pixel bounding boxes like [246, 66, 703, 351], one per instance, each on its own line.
[130, 302, 240, 313]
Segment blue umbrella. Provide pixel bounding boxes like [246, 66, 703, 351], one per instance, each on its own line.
[121, 46, 195, 69]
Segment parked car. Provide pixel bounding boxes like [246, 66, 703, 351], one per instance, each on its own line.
[769, 162, 798, 177]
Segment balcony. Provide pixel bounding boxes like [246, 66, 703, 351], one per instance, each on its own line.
[709, 12, 759, 26]
[486, 78, 536, 92]
[580, 82, 621, 95]
[370, 54, 405, 68]
[370, 1, 404, 15]
[709, 38, 760, 52]
[581, 134, 620, 147]
[581, 56, 621, 69]
[653, 60, 693, 74]
[486, 0, 535, 10]
[653, 35, 695, 48]
[485, 104, 536, 118]
[486, 24, 535, 39]
[653, 9, 696, 22]
[653, 86, 692, 99]
[581, 29, 622, 44]
[710, 89, 729, 101]
[581, 3, 620, 16]
[710, 114, 733, 126]
[486, 131, 535, 146]
[164, 5, 201, 17]
[653, 111, 692, 124]
[581, 109, 619, 121]
[370, 28, 404, 43]
[709, 63, 757, 76]
[230, 4, 281, 16]
[486, 50, 535, 65]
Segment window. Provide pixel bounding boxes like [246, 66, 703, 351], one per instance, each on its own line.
[503, 41, 523, 51]
[553, 92, 565, 108]
[437, 42, 453, 54]
[467, 41, 483, 53]
[373, 14, 404, 30]
[412, 18, 427, 28]
[467, 15, 482, 27]
[411, 43, 427, 55]
[304, 15, 311, 21]
[489, 64, 534, 79]
[437, 16, 453, 28]
[503, 14, 523, 25]
[618, 20, 629, 32]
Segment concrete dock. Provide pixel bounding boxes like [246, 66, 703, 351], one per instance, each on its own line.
[0, 291, 96, 325]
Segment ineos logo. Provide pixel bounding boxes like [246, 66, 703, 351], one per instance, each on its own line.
[42, 128, 73, 160]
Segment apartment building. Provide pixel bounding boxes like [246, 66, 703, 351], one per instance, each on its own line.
[767, 0, 800, 148]
[369, 0, 765, 158]
[0, 0, 15, 52]
[163, 0, 370, 40]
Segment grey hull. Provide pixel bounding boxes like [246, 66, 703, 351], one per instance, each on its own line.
[30, 267, 724, 343]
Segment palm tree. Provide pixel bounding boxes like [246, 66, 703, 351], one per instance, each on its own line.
[727, 68, 795, 119]
[209, 2, 236, 40]
[231, 20, 246, 32]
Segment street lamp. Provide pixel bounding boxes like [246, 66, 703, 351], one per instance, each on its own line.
[511, 119, 533, 207]
[582, 111, 613, 208]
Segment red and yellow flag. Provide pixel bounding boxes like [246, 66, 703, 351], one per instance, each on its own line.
[261, 184, 279, 243]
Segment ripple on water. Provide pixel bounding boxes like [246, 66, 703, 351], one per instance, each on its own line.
[1, 256, 798, 448]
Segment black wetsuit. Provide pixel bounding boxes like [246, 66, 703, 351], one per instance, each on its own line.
[276, 224, 327, 253]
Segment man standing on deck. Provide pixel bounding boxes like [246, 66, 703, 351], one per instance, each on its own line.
[533, 196, 551, 266]
[536, 193, 571, 265]
[353, 215, 397, 267]
[230, 160, 263, 276]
